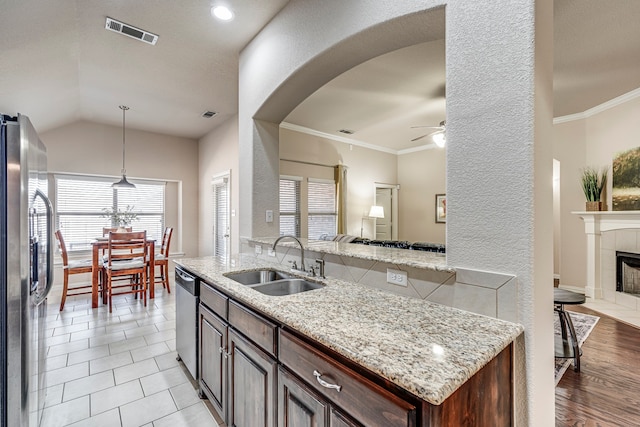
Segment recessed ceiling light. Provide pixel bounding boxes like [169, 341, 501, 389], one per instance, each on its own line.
[211, 6, 234, 21]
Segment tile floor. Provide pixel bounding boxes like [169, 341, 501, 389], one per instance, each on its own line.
[582, 296, 640, 328]
[40, 278, 220, 427]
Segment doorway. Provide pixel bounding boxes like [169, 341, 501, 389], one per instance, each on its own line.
[212, 171, 231, 262]
[374, 183, 399, 240]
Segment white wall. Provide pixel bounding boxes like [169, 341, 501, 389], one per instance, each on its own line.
[198, 115, 240, 256]
[553, 119, 587, 289]
[279, 128, 397, 238]
[552, 90, 640, 291]
[397, 148, 446, 243]
[238, 2, 554, 425]
[41, 120, 199, 260]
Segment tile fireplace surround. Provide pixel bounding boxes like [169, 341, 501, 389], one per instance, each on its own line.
[575, 211, 640, 311]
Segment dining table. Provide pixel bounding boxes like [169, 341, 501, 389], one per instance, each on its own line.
[90, 237, 155, 308]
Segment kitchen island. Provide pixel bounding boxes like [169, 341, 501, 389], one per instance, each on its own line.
[175, 255, 523, 426]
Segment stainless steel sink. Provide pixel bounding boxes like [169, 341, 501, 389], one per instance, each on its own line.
[251, 278, 324, 296]
[224, 269, 292, 285]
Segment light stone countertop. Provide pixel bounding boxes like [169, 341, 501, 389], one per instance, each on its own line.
[174, 255, 523, 406]
[248, 237, 454, 272]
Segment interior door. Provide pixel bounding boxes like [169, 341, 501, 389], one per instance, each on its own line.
[375, 188, 392, 240]
[212, 173, 230, 262]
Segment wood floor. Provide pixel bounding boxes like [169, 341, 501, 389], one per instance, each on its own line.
[555, 305, 640, 426]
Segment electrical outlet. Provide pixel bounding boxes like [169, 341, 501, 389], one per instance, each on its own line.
[268, 248, 276, 257]
[265, 210, 274, 223]
[387, 268, 407, 286]
[255, 245, 262, 255]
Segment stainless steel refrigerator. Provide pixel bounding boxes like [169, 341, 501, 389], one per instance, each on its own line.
[1, 114, 54, 427]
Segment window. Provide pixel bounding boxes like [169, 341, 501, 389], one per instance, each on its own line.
[308, 178, 336, 239]
[55, 175, 165, 251]
[279, 176, 301, 237]
[212, 174, 230, 262]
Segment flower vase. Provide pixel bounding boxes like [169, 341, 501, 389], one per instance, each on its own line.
[585, 201, 602, 211]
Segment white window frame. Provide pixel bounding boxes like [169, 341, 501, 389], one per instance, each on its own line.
[212, 171, 231, 262]
[307, 177, 337, 240]
[55, 174, 165, 252]
[279, 175, 302, 237]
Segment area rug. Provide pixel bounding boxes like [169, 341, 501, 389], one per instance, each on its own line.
[554, 311, 600, 385]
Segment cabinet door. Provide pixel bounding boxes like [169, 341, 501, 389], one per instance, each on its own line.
[329, 409, 362, 427]
[228, 329, 278, 427]
[200, 304, 228, 422]
[279, 367, 328, 427]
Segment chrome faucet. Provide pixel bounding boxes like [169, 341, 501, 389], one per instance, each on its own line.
[272, 235, 305, 272]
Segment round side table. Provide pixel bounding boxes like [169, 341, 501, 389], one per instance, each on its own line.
[554, 288, 586, 372]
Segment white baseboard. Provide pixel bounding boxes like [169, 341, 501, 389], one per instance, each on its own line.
[557, 284, 586, 295]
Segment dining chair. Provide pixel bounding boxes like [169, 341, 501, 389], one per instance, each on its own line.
[151, 227, 173, 293]
[55, 230, 94, 311]
[103, 231, 148, 313]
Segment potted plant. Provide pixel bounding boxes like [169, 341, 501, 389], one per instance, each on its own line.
[102, 205, 138, 231]
[581, 166, 609, 211]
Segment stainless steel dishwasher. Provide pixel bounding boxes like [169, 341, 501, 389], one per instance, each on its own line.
[175, 267, 199, 380]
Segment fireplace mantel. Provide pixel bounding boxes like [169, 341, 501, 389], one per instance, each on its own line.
[574, 211, 640, 298]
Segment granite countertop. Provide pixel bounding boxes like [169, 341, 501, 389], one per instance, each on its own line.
[174, 255, 523, 406]
[249, 237, 454, 273]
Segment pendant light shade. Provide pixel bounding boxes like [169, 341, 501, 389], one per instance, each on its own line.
[113, 105, 136, 188]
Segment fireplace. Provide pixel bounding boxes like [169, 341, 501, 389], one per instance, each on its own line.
[616, 251, 640, 296]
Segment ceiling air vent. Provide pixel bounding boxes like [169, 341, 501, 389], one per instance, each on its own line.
[338, 129, 355, 135]
[105, 17, 158, 45]
[202, 111, 218, 119]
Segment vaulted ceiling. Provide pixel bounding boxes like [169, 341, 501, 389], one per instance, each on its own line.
[1, 0, 639, 150]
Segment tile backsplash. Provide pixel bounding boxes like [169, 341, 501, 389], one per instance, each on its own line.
[242, 240, 518, 323]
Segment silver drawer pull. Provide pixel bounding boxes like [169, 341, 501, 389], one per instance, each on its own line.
[313, 370, 342, 392]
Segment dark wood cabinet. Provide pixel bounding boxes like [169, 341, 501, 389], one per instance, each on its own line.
[228, 329, 278, 427]
[330, 409, 362, 427]
[279, 329, 416, 427]
[279, 366, 329, 427]
[189, 271, 514, 427]
[279, 366, 364, 427]
[199, 303, 228, 421]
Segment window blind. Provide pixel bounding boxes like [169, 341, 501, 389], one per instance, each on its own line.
[213, 176, 230, 262]
[55, 175, 165, 251]
[279, 177, 301, 237]
[307, 178, 337, 239]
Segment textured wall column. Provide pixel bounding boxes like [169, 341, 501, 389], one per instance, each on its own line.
[238, 1, 555, 425]
[446, 1, 555, 426]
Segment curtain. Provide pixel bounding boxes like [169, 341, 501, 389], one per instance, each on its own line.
[335, 164, 348, 234]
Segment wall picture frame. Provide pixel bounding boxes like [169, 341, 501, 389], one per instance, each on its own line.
[435, 194, 446, 223]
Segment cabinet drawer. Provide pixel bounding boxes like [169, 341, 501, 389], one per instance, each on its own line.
[228, 300, 277, 357]
[201, 281, 228, 319]
[279, 330, 416, 427]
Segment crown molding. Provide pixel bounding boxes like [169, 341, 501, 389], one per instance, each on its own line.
[554, 87, 640, 124]
[280, 122, 436, 155]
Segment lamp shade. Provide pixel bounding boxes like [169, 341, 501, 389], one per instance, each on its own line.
[368, 205, 384, 218]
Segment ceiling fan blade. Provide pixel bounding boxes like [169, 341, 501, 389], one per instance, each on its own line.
[411, 134, 430, 142]
[410, 125, 442, 129]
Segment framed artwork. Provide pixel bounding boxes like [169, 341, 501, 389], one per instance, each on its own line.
[435, 194, 446, 223]
[613, 147, 640, 210]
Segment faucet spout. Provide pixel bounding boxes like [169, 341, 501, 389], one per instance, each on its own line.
[272, 235, 305, 272]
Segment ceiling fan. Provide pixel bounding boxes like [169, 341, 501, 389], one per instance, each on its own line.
[410, 120, 446, 147]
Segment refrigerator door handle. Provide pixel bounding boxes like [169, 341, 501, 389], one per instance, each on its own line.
[34, 188, 54, 304]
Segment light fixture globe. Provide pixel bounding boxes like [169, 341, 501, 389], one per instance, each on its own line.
[112, 105, 136, 188]
[432, 131, 446, 148]
[211, 5, 234, 21]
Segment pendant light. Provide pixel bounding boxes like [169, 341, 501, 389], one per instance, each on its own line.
[112, 105, 135, 188]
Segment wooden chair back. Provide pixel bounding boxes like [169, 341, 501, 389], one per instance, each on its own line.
[159, 227, 173, 256]
[106, 231, 147, 267]
[55, 229, 70, 266]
